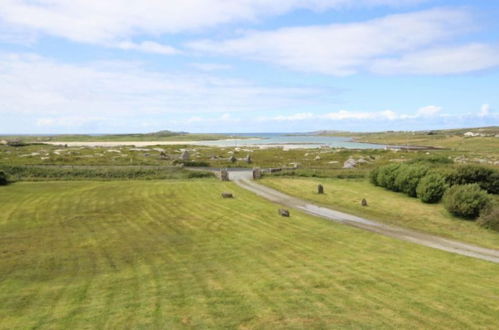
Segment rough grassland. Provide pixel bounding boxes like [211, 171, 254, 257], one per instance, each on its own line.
[1, 180, 498, 329]
[262, 177, 499, 250]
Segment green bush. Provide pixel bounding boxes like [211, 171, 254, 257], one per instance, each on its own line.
[449, 165, 498, 194]
[477, 206, 499, 231]
[394, 164, 429, 197]
[443, 184, 491, 219]
[369, 167, 380, 185]
[416, 173, 448, 203]
[0, 171, 8, 185]
[376, 163, 402, 191]
[488, 172, 499, 194]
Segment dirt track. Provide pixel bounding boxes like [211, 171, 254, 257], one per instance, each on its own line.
[234, 177, 499, 264]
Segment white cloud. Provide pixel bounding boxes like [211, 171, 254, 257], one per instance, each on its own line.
[269, 112, 316, 121]
[0, 52, 326, 130]
[190, 62, 232, 71]
[181, 113, 241, 125]
[36, 116, 105, 128]
[188, 9, 499, 75]
[0, 0, 427, 45]
[262, 107, 445, 122]
[479, 104, 491, 117]
[114, 41, 180, 55]
[371, 44, 499, 75]
[416, 105, 441, 117]
[323, 110, 387, 120]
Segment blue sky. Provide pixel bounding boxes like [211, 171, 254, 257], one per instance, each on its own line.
[0, 0, 498, 134]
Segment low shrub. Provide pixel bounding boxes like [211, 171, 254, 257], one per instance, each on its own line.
[416, 172, 448, 203]
[376, 163, 402, 191]
[477, 206, 499, 231]
[369, 167, 380, 185]
[443, 184, 491, 219]
[394, 164, 429, 197]
[409, 156, 453, 165]
[172, 160, 210, 167]
[448, 165, 498, 194]
[0, 171, 8, 185]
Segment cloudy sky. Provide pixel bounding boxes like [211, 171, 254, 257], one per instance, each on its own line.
[1, 0, 498, 133]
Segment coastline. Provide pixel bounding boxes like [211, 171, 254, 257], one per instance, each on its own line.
[40, 136, 440, 150]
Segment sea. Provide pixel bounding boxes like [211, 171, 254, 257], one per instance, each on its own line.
[196, 133, 387, 149]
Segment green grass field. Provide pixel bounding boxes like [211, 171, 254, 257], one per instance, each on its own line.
[261, 177, 499, 250]
[1, 180, 499, 329]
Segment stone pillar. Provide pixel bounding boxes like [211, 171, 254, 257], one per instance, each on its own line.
[252, 168, 262, 180]
[318, 184, 324, 194]
[180, 150, 190, 161]
[220, 169, 229, 181]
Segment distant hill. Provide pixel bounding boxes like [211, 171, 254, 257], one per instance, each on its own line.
[312, 126, 499, 137]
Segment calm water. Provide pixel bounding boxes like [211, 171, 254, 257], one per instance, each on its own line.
[197, 133, 387, 149]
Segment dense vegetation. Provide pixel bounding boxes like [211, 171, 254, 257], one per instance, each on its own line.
[478, 206, 499, 231]
[370, 162, 498, 221]
[416, 173, 448, 203]
[0, 171, 8, 185]
[443, 184, 492, 219]
[1, 180, 498, 328]
[0, 165, 213, 181]
[448, 165, 499, 194]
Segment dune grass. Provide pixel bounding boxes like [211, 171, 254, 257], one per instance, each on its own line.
[1, 179, 498, 329]
[352, 133, 499, 154]
[262, 177, 499, 250]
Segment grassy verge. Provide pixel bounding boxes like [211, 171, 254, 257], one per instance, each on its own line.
[0, 180, 498, 328]
[261, 177, 499, 249]
[0, 165, 213, 181]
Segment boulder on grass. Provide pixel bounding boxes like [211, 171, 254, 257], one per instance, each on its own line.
[278, 208, 290, 217]
[221, 192, 234, 199]
[343, 157, 357, 169]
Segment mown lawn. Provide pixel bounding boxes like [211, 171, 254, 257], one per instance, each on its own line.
[0, 180, 498, 329]
[262, 177, 499, 250]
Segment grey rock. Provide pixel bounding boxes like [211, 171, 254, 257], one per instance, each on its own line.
[278, 209, 290, 217]
[221, 192, 234, 198]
